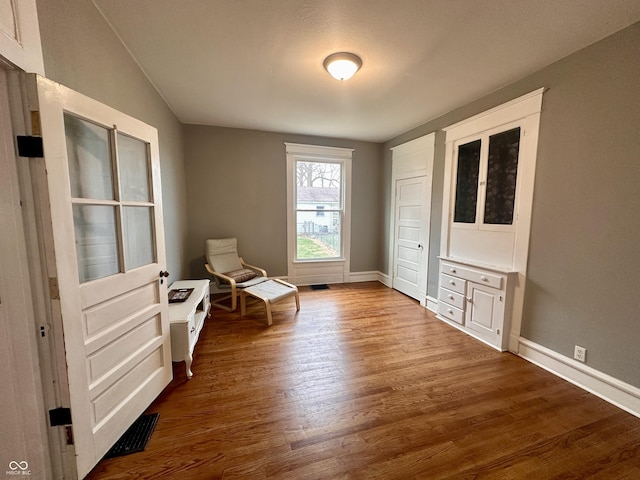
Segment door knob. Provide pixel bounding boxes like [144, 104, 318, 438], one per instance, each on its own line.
[159, 270, 170, 284]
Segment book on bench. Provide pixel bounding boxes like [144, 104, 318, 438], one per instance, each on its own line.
[168, 288, 194, 303]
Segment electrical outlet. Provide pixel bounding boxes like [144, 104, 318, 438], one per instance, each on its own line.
[574, 345, 587, 363]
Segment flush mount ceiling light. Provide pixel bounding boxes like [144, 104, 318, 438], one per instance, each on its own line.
[323, 52, 362, 81]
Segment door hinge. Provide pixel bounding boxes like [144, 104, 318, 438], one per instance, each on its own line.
[16, 135, 44, 158]
[49, 407, 72, 426]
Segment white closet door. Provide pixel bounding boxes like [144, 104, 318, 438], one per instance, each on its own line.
[393, 176, 428, 301]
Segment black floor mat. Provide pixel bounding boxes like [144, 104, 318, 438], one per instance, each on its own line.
[104, 413, 159, 459]
[310, 284, 329, 290]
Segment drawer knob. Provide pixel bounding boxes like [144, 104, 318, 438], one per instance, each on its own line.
[451, 269, 456, 273]
[481, 276, 488, 281]
[449, 280, 455, 285]
[448, 309, 453, 314]
[448, 295, 454, 300]
[190, 326, 195, 333]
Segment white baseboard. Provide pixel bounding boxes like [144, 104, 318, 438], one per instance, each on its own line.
[426, 296, 438, 313]
[350, 272, 434, 300]
[377, 272, 392, 287]
[291, 271, 388, 286]
[518, 337, 640, 419]
[348, 271, 381, 283]
[292, 275, 345, 286]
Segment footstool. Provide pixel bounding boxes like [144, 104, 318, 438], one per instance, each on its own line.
[240, 279, 300, 326]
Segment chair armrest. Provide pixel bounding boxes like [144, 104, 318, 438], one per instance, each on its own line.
[204, 263, 237, 288]
[239, 258, 267, 277]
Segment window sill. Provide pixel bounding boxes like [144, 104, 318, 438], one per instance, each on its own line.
[292, 258, 346, 264]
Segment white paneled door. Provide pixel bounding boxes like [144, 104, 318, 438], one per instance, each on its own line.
[27, 75, 172, 478]
[393, 176, 429, 301]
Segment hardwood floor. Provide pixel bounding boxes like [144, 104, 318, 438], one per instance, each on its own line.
[87, 282, 640, 479]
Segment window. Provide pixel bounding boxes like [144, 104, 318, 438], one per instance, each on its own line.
[295, 160, 342, 259]
[285, 143, 352, 284]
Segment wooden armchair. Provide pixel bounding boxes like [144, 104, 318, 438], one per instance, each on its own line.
[205, 238, 268, 312]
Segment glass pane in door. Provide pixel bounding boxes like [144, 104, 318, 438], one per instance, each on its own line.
[73, 205, 119, 283]
[453, 139, 481, 223]
[118, 133, 151, 202]
[484, 127, 521, 225]
[64, 114, 114, 200]
[123, 206, 155, 269]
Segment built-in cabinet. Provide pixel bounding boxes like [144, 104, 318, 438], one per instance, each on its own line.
[437, 258, 515, 350]
[438, 89, 544, 352]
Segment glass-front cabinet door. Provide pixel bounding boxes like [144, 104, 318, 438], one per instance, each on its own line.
[453, 139, 482, 224]
[452, 123, 521, 232]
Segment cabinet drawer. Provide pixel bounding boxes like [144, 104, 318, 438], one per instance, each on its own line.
[441, 261, 503, 290]
[440, 273, 466, 294]
[439, 287, 465, 310]
[438, 302, 464, 325]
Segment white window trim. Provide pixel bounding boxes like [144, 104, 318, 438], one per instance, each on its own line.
[285, 142, 353, 285]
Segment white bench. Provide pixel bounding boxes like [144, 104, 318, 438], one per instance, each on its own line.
[240, 279, 300, 326]
[168, 279, 210, 378]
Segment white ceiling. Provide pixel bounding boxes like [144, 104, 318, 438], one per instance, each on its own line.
[93, 0, 640, 143]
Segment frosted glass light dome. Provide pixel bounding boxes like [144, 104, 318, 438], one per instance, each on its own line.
[323, 52, 362, 81]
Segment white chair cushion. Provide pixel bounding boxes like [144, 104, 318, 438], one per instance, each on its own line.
[211, 252, 243, 273]
[206, 238, 243, 273]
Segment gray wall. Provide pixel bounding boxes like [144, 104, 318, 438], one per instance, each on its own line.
[36, 0, 188, 279]
[384, 22, 640, 387]
[183, 125, 383, 279]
